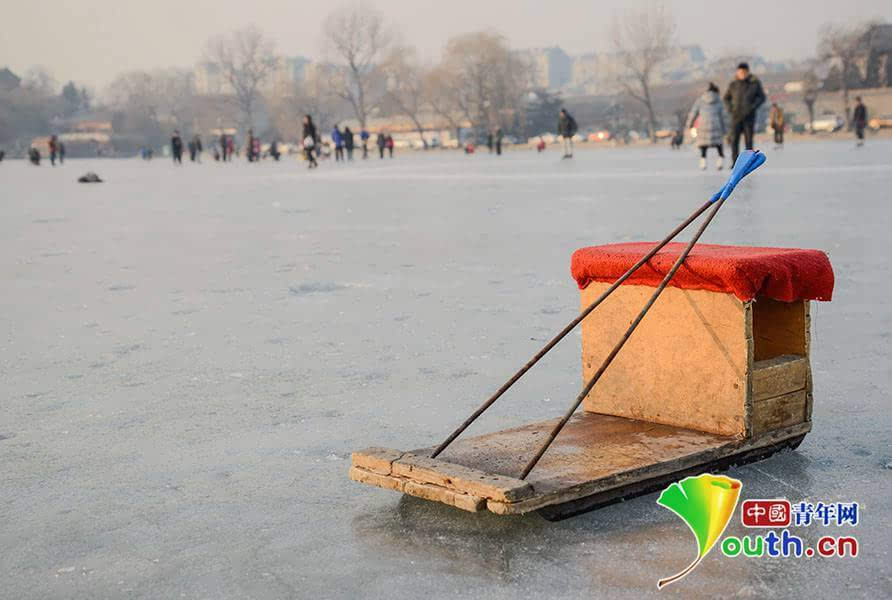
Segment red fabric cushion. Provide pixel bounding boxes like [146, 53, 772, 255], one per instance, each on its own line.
[571, 242, 834, 302]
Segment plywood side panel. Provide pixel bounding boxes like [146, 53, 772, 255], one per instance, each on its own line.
[580, 282, 748, 436]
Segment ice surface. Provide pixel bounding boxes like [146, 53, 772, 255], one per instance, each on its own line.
[1, 142, 890, 598]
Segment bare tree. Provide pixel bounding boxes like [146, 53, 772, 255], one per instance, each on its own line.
[439, 31, 526, 138]
[802, 70, 820, 133]
[323, 2, 391, 128]
[382, 47, 430, 148]
[818, 21, 876, 128]
[204, 26, 277, 132]
[424, 65, 465, 145]
[608, 2, 677, 142]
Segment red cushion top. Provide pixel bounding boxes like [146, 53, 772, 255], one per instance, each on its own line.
[571, 242, 834, 302]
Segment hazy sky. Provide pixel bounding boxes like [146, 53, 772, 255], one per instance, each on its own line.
[3, 0, 890, 92]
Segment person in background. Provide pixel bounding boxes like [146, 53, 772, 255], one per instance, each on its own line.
[376, 132, 386, 159]
[188, 137, 197, 162]
[252, 136, 261, 161]
[0, 150, 5, 162]
[557, 108, 578, 159]
[192, 134, 203, 162]
[246, 129, 256, 162]
[769, 103, 784, 148]
[360, 128, 370, 158]
[853, 96, 867, 147]
[226, 136, 234, 161]
[171, 130, 184, 164]
[302, 114, 319, 169]
[344, 126, 355, 160]
[536, 136, 546, 153]
[385, 134, 394, 158]
[48, 135, 58, 166]
[486, 131, 494, 153]
[495, 127, 503, 155]
[270, 139, 281, 161]
[670, 129, 683, 149]
[723, 62, 765, 163]
[686, 82, 727, 170]
[332, 125, 344, 162]
[58, 141, 65, 164]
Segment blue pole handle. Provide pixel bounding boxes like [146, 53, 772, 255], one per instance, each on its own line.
[709, 149, 766, 203]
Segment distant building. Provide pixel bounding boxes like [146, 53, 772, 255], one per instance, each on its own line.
[194, 56, 311, 97]
[0, 67, 21, 92]
[518, 47, 572, 91]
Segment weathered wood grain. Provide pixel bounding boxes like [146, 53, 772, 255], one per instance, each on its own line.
[752, 390, 807, 435]
[753, 355, 808, 401]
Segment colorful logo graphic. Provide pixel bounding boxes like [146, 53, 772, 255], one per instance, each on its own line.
[656, 474, 742, 589]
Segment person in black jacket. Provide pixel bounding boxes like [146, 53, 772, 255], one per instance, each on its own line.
[302, 115, 318, 169]
[344, 126, 355, 160]
[171, 130, 184, 164]
[723, 62, 766, 163]
[853, 96, 867, 146]
[557, 108, 577, 158]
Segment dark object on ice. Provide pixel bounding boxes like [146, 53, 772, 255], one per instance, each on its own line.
[29, 147, 41, 165]
[0, 150, 5, 162]
[78, 172, 103, 183]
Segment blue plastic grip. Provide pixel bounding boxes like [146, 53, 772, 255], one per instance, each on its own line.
[710, 149, 766, 203]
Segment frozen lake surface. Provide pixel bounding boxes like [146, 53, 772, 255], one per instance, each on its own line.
[2, 142, 890, 598]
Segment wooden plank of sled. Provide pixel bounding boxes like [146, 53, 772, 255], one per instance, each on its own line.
[349, 466, 405, 493]
[752, 355, 808, 401]
[402, 481, 486, 512]
[351, 447, 405, 475]
[483, 420, 812, 515]
[391, 453, 533, 502]
[751, 390, 808, 435]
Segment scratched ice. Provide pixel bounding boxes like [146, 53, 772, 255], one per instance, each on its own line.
[1, 140, 890, 599]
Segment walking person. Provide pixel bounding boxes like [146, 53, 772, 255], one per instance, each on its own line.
[246, 129, 257, 162]
[723, 62, 765, 163]
[769, 103, 785, 148]
[192, 134, 203, 162]
[302, 115, 319, 169]
[171, 130, 184, 164]
[486, 131, 494, 153]
[376, 132, 386, 159]
[385, 134, 394, 158]
[686, 82, 727, 170]
[188, 138, 197, 162]
[58, 141, 65, 164]
[344, 126, 355, 160]
[360, 128, 370, 158]
[48, 135, 58, 166]
[332, 125, 344, 162]
[853, 96, 867, 147]
[495, 127, 503, 155]
[557, 108, 577, 159]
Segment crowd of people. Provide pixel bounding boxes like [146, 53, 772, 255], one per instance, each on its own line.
[681, 62, 872, 170]
[157, 117, 400, 170]
[20, 62, 876, 171]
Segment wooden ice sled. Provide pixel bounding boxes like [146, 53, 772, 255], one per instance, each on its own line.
[350, 244, 831, 519]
